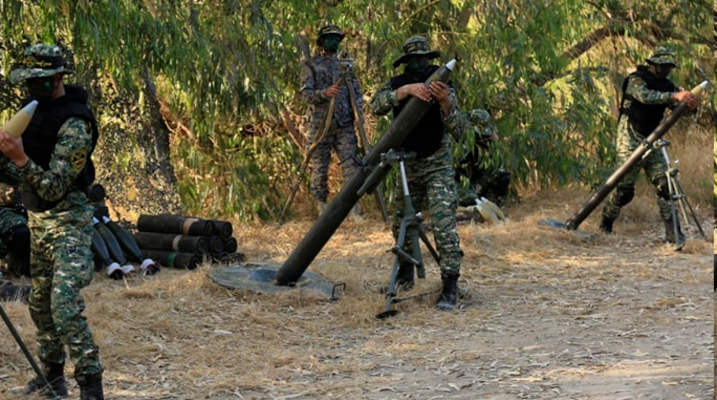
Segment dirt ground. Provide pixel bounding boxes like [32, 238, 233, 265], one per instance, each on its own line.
[0, 188, 713, 400]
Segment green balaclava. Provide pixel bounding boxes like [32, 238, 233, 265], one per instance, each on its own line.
[322, 34, 342, 54]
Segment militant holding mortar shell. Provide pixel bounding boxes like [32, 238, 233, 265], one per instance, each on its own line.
[276, 59, 457, 286]
[565, 80, 709, 231]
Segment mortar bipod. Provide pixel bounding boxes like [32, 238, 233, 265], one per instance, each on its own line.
[653, 140, 706, 250]
[364, 150, 441, 319]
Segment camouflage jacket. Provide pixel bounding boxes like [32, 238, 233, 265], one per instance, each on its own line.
[299, 52, 363, 129]
[0, 115, 94, 211]
[620, 66, 681, 136]
[370, 73, 464, 143]
[0, 183, 19, 206]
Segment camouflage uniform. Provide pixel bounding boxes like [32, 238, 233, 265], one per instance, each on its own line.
[601, 47, 683, 233]
[0, 207, 26, 258]
[0, 183, 30, 278]
[1, 44, 104, 396]
[453, 109, 511, 206]
[370, 37, 464, 280]
[299, 24, 362, 207]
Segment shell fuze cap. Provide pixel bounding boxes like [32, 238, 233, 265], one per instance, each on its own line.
[316, 24, 345, 45]
[646, 46, 678, 67]
[393, 36, 441, 68]
[9, 44, 75, 84]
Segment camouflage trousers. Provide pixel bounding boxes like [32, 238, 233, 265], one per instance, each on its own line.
[602, 123, 671, 221]
[307, 123, 360, 203]
[28, 202, 103, 376]
[0, 207, 27, 258]
[392, 146, 463, 276]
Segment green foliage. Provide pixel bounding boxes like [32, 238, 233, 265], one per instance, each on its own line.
[0, 0, 713, 221]
[714, 127, 717, 214]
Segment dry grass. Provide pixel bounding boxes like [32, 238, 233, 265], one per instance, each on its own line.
[1, 183, 712, 399]
[0, 128, 713, 399]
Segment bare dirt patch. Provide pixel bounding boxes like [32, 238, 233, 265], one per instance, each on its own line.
[1, 188, 713, 400]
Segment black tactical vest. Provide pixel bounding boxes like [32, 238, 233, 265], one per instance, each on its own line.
[620, 66, 677, 136]
[390, 65, 447, 158]
[21, 85, 99, 211]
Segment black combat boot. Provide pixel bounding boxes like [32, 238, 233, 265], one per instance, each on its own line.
[22, 362, 68, 398]
[599, 216, 614, 234]
[436, 273, 459, 311]
[663, 217, 685, 246]
[76, 372, 104, 400]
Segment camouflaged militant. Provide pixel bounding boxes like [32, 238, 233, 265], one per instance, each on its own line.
[275, 59, 457, 286]
[565, 80, 708, 231]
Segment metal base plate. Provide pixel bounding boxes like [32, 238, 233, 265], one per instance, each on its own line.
[209, 262, 344, 300]
[538, 218, 598, 239]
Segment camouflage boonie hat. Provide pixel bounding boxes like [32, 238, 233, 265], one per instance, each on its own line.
[316, 24, 345, 45]
[9, 44, 75, 84]
[646, 46, 678, 67]
[469, 109, 496, 138]
[393, 36, 441, 68]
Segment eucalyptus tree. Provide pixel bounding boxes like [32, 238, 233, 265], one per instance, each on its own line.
[0, 0, 712, 221]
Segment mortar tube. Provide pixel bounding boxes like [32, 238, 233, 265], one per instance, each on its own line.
[565, 80, 708, 230]
[275, 59, 456, 286]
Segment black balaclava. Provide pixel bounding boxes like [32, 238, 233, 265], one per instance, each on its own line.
[654, 64, 673, 79]
[405, 57, 430, 78]
[25, 77, 55, 103]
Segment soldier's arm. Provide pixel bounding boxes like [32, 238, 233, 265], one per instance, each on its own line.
[299, 61, 330, 104]
[0, 157, 23, 186]
[19, 117, 93, 202]
[441, 89, 465, 142]
[443, 107, 471, 141]
[626, 76, 677, 105]
[369, 80, 398, 116]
